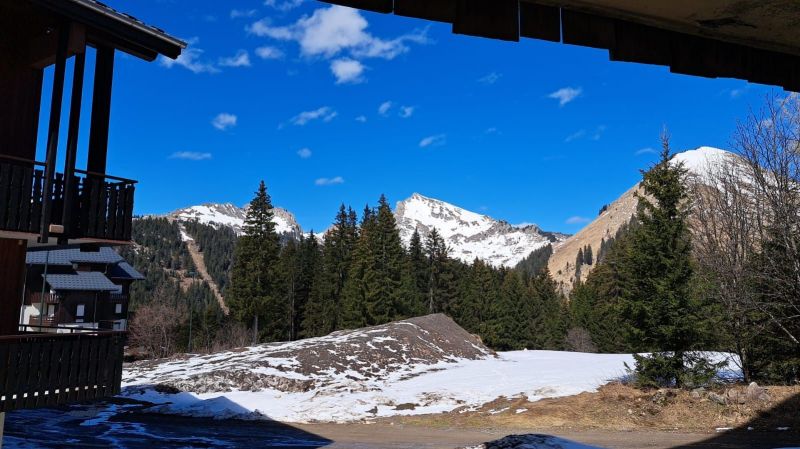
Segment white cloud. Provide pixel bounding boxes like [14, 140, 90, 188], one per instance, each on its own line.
[159, 38, 219, 74]
[248, 5, 428, 83]
[355, 115, 367, 123]
[378, 101, 393, 116]
[330, 58, 365, 84]
[399, 106, 415, 118]
[211, 113, 238, 131]
[170, 151, 212, 161]
[485, 127, 499, 135]
[419, 134, 446, 148]
[565, 216, 591, 225]
[230, 9, 257, 19]
[315, 176, 344, 186]
[290, 107, 338, 125]
[255, 46, 285, 60]
[478, 72, 501, 85]
[635, 147, 657, 156]
[297, 148, 312, 159]
[548, 86, 582, 107]
[219, 50, 251, 67]
[591, 125, 606, 141]
[565, 129, 586, 143]
[264, 0, 305, 12]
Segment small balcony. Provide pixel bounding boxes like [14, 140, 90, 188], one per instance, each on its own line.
[0, 156, 136, 243]
[0, 329, 126, 412]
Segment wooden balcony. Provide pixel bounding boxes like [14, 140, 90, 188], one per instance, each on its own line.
[0, 156, 136, 243]
[0, 329, 125, 412]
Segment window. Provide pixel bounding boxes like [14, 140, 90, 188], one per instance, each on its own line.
[46, 304, 56, 317]
[76, 304, 85, 317]
[115, 303, 122, 314]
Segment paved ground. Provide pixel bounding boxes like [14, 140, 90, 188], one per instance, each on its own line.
[295, 423, 800, 449]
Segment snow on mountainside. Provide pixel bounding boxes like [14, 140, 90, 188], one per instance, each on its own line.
[396, 193, 567, 267]
[121, 314, 645, 423]
[165, 194, 565, 268]
[549, 146, 737, 291]
[165, 203, 302, 239]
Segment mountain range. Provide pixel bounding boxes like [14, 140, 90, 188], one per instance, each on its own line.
[163, 195, 568, 268]
[162, 146, 732, 279]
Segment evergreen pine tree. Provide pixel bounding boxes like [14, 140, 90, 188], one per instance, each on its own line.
[227, 181, 285, 343]
[618, 136, 699, 387]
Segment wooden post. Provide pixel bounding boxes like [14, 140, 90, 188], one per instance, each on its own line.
[87, 46, 115, 176]
[0, 411, 5, 449]
[61, 51, 86, 240]
[39, 23, 70, 243]
[0, 238, 27, 335]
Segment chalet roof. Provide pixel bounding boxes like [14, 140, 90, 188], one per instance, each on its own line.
[107, 261, 145, 281]
[27, 246, 123, 266]
[29, 0, 186, 61]
[43, 272, 119, 292]
[322, 0, 800, 92]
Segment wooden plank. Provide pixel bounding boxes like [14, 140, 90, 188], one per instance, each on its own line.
[19, 167, 33, 233]
[0, 342, 10, 410]
[76, 336, 90, 401]
[97, 336, 110, 397]
[0, 163, 11, 227]
[520, 2, 561, 43]
[67, 336, 82, 402]
[609, 20, 672, 66]
[86, 336, 99, 399]
[395, 0, 455, 24]
[33, 338, 53, 408]
[7, 164, 23, 230]
[87, 178, 101, 238]
[324, 0, 391, 13]
[107, 184, 118, 240]
[98, 183, 108, 239]
[453, 0, 519, 42]
[31, 169, 44, 233]
[14, 338, 32, 410]
[46, 339, 64, 407]
[123, 185, 134, 240]
[561, 9, 615, 50]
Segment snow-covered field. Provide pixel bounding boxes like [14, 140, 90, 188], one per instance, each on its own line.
[121, 315, 739, 424]
[123, 349, 639, 423]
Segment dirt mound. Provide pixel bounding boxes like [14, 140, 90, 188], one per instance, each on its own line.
[124, 314, 493, 395]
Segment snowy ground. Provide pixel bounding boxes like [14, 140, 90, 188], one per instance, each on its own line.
[123, 350, 642, 423]
[121, 315, 739, 424]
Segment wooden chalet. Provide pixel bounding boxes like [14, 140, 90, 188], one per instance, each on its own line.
[0, 0, 184, 416]
[21, 246, 144, 333]
[322, 0, 800, 92]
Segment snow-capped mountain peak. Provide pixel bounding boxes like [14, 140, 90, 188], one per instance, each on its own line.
[395, 193, 566, 268]
[166, 202, 302, 238]
[672, 146, 734, 176]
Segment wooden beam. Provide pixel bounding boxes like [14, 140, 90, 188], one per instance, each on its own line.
[453, 0, 519, 42]
[520, 3, 561, 43]
[394, 0, 455, 24]
[0, 239, 27, 336]
[62, 51, 86, 241]
[39, 22, 69, 242]
[561, 9, 615, 50]
[87, 46, 114, 176]
[323, 0, 392, 14]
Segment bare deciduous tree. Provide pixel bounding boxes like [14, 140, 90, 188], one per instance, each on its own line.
[129, 287, 187, 359]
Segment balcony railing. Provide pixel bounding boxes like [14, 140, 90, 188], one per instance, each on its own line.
[0, 329, 126, 412]
[0, 156, 136, 242]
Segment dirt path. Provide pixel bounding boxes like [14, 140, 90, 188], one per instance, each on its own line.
[180, 224, 229, 315]
[292, 423, 800, 449]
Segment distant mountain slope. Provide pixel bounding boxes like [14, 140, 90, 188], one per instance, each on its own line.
[395, 193, 568, 268]
[164, 194, 566, 269]
[165, 203, 302, 239]
[549, 146, 738, 291]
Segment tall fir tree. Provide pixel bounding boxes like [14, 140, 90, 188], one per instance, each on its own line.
[303, 205, 357, 336]
[618, 136, 699, 386]
[227, 181, 285, 343]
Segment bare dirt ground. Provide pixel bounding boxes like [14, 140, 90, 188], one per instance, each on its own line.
[310, 382, 800, 449]
[179, 224, 229, 314]
[293, 422, 800, 449]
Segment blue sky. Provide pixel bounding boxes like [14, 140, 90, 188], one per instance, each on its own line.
[36, 0, 779, 234]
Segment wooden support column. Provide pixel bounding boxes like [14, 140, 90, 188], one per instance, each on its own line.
[0, 238, 28, 335]
[39, 23, 70, 243]
[87, 45, 115, 176]
[61, 51, 86, 241]
[0, 411, 4, 449]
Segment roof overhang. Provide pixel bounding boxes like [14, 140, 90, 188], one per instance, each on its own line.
[322, 0, 800, 92]
[27, 0, 186, 61]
